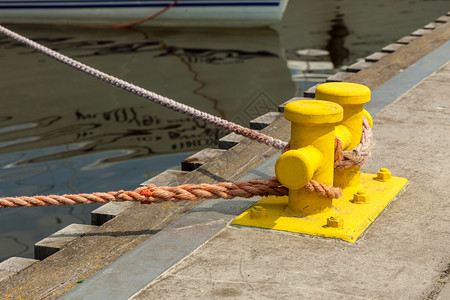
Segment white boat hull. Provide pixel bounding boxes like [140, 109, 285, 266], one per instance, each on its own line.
[0, 0, 289, 26]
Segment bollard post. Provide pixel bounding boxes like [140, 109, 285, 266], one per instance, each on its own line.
[232, 83, 407, 243]
[315, 82, 371, 190]
[275, 100, 343, 215]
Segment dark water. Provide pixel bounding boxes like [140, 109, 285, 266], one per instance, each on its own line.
[1, 0, 449, 262]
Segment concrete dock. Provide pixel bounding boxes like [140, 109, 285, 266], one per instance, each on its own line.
[130, 53, 450, 300]
[0, 13, 449, 300]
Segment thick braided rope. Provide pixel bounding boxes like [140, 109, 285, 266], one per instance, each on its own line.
[0, 177, 342, 209]
[334, 137, 344, 167]
[0, 25, 287, 150]
[0, 191, 143, 208]
[335, 116, 372, 169]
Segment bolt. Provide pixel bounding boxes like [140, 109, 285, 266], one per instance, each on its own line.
[353, 191, 369, 204]
[327, 216, 343, 228]
[377, 168, 391, 181]
[250, 206, 267, 219]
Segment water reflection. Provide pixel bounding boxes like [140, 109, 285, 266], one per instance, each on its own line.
[0, 26, 295, 166]
[0, 25, 296, 261]
[0, 236, 30, 262]
[327, 14, 350, 69]
[286, 12, 351, 88]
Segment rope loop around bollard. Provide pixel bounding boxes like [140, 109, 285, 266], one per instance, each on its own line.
[335, 116, 372, 169]
[281, 116, 372, 169]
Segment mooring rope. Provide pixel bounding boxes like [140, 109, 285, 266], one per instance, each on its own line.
[335, 116, 372, 169]
[108, 0, 178, 28]
[0, 122, 371, 209]
[0, 25, 287, 150]
[0, 177, 343, 209]
[51, 0, 178, 28]
[0, 26, 372, 209]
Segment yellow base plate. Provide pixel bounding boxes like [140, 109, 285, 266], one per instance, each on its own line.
[231, 173, 408, 243]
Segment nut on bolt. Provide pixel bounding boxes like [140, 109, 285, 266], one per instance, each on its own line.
[377, 168, 391, 181]
[353, 191, 369, 204]
[327, 216, 343, 228]
[250, 206, 267, 219]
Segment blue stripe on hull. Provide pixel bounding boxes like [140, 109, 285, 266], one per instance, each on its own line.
[0, 0, 281, 9]
[0, 0, 279, 2]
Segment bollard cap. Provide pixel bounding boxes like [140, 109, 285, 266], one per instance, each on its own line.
[315, 82, 371, 105]
[284, 100, 343, 125]
[275, 146, 323, 189]
[275, 149, 315, 189]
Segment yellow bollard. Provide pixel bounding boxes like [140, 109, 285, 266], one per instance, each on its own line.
[232, 83, 408, 243]
[275, 100, 343, 215]
[315, 82, 371, 190]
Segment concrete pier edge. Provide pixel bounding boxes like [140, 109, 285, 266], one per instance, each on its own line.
[0, 13, 449, 299]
